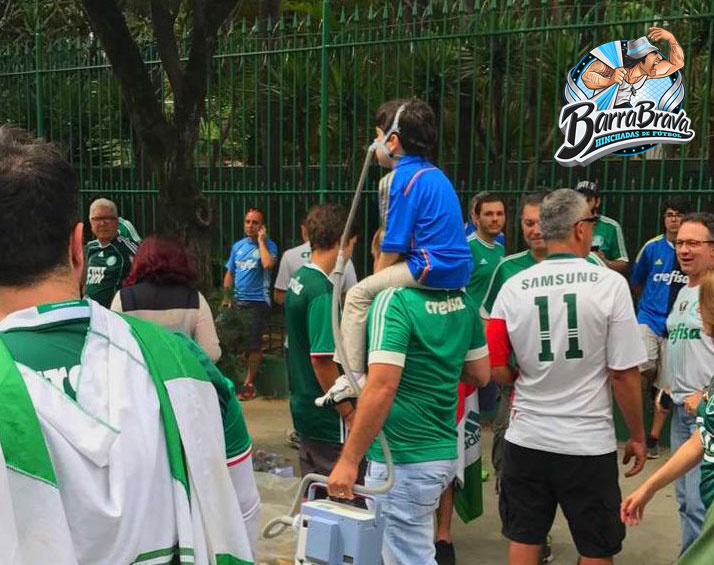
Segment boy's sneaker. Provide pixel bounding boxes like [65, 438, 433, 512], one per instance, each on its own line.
[646, 435, 660, 459]
[539, 535, 553, 564]
[434, 540, 455, 565]
[285, 429, 300, 449]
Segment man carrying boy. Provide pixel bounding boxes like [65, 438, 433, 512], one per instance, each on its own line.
[340, 98, 473, 378]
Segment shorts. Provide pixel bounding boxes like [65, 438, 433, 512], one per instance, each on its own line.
[499, 441, 625, 558]
[638, 324, 670, 389]
[298, 437, 367, 481]
[234, 300, 269, 351]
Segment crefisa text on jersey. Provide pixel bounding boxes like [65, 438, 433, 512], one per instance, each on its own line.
[555, 100, 695, 167]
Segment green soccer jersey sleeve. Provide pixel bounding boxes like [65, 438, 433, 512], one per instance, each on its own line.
[307, 293, 334, 355]
[368, 289, 411, 367]
[465, 304, 488, 361]
[480, 263, 505, 318]
[595, 217, 629, 262]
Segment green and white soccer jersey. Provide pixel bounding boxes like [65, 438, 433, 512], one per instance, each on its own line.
[481, 250, 538, 318]
[118, 217, 142, 244]
[284, 263, 344, 444]
[0, 299, 252, 461]
[490, 254, 646, 455]
[592, 214, 628, 262]
[0, 300, 255, 564]
[481, 250, 606, 318]
[366, 288, 488, 464]
[85, 236, 138, 308]
[0, 301, 88, 401]
[697, 379, 714, 509]
[667, 285, 714, 405]
[466, 233, 504, 309]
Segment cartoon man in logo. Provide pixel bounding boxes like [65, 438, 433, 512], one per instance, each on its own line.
[581, 27, 684, 109]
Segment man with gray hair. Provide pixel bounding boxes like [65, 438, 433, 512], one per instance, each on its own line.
[85, 197, 138, 307]
[486, 188, 647, 564]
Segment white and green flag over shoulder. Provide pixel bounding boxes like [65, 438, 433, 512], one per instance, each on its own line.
[0, 300, 254, 565]
[454, 382, 483, 523]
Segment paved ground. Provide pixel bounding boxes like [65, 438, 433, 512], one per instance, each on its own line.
[243, 397, 682, 564]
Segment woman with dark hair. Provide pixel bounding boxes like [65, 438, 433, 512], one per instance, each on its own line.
[110, 236, 221, 362]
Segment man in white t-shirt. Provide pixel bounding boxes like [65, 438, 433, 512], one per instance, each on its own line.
[666, 212, 714, 553]
[274, 220, 358, 305]
[486, 188, 647, 565]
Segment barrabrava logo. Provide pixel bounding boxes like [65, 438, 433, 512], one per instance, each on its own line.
[555, 27, 694, 167]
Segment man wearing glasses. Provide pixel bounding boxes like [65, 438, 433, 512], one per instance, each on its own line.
[630, 198, 692, 459]
[486, 188, 646, 565]
[85, 198, 138, 308]
[666, 212, 714, 553]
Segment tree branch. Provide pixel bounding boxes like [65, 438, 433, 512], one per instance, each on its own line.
[150, 0, 185, 97]
[79, 0, 173, 165]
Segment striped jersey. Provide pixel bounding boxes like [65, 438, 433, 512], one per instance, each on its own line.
[490, 254, 646, 455]
[466, 233, 504, 309]
[667, 284, 714, 404]
[85, 235, 138, 308]
[592, 214, 629, 262]
[697, 379, 714, 508]
[366, 287, 487, 464]
[118, 217, 142, 244]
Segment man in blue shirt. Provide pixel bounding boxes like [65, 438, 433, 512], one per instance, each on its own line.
[222, 207, 278, 399]
[631, 197, 691, 457]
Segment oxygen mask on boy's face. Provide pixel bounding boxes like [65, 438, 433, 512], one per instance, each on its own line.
[375, 103, 407, 161]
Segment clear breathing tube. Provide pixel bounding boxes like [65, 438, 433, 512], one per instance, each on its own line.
[263, 139, 395, 540]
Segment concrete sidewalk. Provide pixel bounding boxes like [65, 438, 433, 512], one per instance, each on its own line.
[243, 398, 682, 564]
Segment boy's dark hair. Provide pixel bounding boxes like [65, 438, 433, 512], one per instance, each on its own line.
[681, 212, 714, 240]
[474, 193, 506, 216]
[305, 203, 359, 251]
[375, 98, 437, 158]
[661, 197, 692, 216]
[519, 191, 549, 214]
[0, 126, 78, 286]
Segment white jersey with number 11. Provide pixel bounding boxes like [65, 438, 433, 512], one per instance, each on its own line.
[490, 255, 646, 456]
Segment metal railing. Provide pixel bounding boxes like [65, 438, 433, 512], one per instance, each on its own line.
[0, 0, 712, 278]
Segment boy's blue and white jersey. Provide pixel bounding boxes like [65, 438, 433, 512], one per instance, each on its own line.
[381, 155, 473, 289]
[631, 234, 688, 337]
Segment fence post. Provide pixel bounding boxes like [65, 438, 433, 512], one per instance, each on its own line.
[319, 0, 330, 203]
[34, 0, 44, 137]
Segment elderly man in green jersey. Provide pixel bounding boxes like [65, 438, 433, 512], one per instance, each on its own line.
[284, 203, 363, 478]
[84, 197, 138, 307]
[327, 277, 490, 563]
[0, 127, 258, 563]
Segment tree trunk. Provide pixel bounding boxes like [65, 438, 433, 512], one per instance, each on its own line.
[155, 132, 214, 294]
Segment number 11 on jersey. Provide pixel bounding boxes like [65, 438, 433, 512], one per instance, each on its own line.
[534, 293, 584, 361]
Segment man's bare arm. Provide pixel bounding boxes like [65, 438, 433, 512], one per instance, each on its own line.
[648, 27, 684, 76]
[334, 363, 401, 467]
[461, 356, 491, 387]
[582, 60, 621, 89]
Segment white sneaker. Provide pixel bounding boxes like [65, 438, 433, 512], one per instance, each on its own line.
[315, 374, 365, 407]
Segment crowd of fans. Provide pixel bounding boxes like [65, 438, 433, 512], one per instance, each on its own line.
[3, 94, 714, 565]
